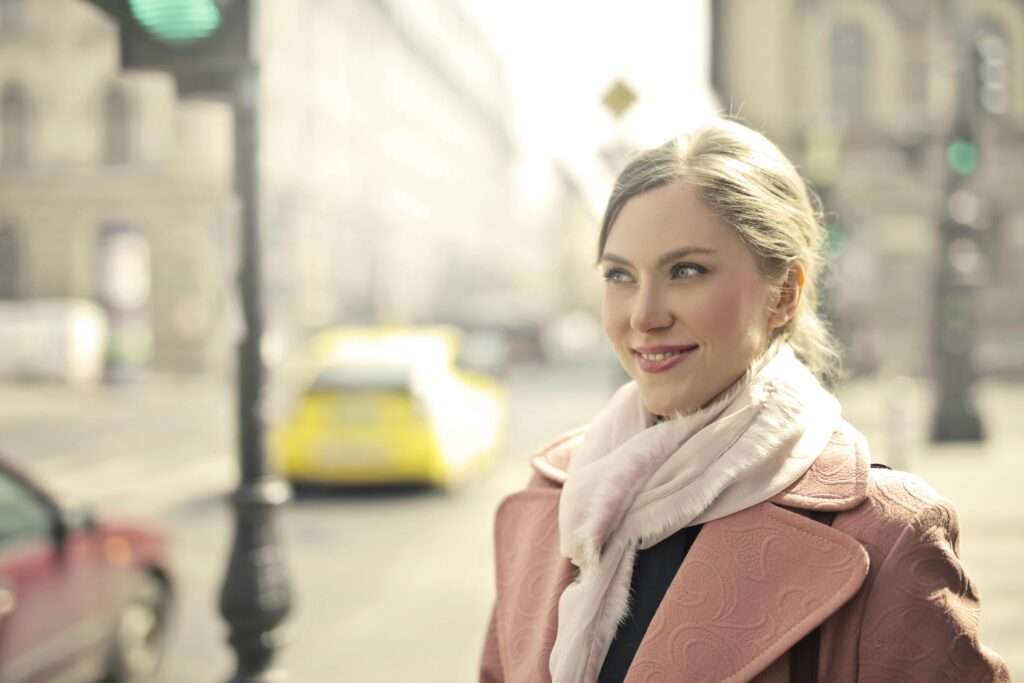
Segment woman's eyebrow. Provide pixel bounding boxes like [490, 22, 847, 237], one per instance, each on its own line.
[600, 247, 716, 268]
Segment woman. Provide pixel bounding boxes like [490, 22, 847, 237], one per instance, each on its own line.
[479, 119, 1009, 682]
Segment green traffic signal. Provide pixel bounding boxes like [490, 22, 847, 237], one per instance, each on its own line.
[128, 0, 222, 44]
[946, 138, 978, 176]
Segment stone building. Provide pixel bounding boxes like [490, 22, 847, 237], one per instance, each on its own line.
[1, 0, 526, 373]
[712, 0, 1024, 377]
[256, 0, 520, 356]
[0, 0, 236, 373]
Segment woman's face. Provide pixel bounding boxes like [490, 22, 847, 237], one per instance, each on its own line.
[600, 181, 783, 417]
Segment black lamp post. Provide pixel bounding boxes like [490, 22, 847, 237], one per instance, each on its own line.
[82, 1, 293, 678]
[217, 62, 293, 682]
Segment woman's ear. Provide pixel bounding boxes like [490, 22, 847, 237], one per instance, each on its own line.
[769, 264, 805, 329]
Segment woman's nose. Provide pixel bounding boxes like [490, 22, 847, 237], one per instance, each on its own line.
[630, 284, 673, 333]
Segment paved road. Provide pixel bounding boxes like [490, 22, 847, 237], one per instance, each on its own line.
[0, 368, 1020, 681]
[0, 365, 614, 682]
[0, 374, 235, 516]
[157, 366, 614, 683]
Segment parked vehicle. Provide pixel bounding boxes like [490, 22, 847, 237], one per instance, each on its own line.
[0, 300, 108, 387]
[269, 326, 504, 488]
[0, 455, 172, 683]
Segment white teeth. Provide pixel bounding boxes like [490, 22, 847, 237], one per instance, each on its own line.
[639, 351, 683, 362]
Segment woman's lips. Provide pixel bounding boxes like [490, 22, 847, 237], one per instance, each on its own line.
[632, 345, 698, 373]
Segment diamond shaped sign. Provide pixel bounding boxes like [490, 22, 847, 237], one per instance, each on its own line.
[602, 79, 637, 119]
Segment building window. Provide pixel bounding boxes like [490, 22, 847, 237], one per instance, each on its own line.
[1, 82, 29, 168]
[974, 19, 1011, 116]
[829, 20, 870, 123]
[0, 224, 20, 298]
[104, 84, 133, 164]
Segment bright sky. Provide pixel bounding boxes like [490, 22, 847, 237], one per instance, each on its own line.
[462, 1, 719, 212]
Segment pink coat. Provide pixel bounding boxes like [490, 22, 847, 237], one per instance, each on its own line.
[480, 427, 1010, 682]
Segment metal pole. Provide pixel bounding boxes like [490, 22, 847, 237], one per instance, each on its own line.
[930, 0, 985, 442]
[218, 62, 293, 682]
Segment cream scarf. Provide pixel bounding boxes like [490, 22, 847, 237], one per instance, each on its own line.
[549, 344, 842, 683]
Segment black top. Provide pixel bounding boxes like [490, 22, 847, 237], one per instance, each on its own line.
[597, 524, 704, 683]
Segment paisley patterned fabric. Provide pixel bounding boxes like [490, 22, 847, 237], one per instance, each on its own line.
[480, 426, 1010, 683]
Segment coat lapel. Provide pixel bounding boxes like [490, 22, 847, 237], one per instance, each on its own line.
[624, 501, 869, 683]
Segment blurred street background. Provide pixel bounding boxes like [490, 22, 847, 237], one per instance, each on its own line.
[0, 0, 1022, 681]
[1, 370, 1022, 681]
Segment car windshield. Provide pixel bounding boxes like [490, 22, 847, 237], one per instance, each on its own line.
[307, 365, 412, 394]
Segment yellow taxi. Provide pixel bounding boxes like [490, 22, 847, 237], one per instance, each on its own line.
[268, 326, 504, 488]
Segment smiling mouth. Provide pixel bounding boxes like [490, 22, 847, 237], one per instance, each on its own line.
[632, 346, 698, 373]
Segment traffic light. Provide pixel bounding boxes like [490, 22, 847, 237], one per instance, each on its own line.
[975, 32, 1009, 115]
[128, 0, 223, 42]
[930, 20, 991, 444]
[945, 137, 978, 176]
[86, 0, 252, 83]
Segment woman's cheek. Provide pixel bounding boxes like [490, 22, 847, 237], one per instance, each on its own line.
[603, 290, 633, 332]
[601, 298, 620, 341]
[688, 287, 741, 340]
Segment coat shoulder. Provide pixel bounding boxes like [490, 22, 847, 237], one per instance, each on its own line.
[836, 465, 960, 555]
[867, 466, 957, 527]
[836, 468, 1011, 681]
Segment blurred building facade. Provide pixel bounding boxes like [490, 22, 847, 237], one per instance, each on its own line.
[713, 0, 1024, 377]
[0, 0, 236, 373]
[0, 0, 549, 374]
[258, 0, 524, 359]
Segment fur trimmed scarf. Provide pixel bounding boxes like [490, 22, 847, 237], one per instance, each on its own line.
[549, 344, 842, 683]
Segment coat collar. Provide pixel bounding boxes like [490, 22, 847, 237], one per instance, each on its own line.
[498, 423, 871, 682]
[768, 420, 869, 510]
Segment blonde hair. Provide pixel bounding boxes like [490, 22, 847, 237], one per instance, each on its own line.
[597, 118, 841, 382]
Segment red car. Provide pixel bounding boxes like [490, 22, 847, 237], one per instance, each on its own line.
[0, 454, 173, 683]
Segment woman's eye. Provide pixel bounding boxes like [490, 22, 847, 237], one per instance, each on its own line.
[602, 268, 633, 284]
[670, 263, 707, 280]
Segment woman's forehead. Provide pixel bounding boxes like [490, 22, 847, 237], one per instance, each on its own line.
[604, 183, 742, 257]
